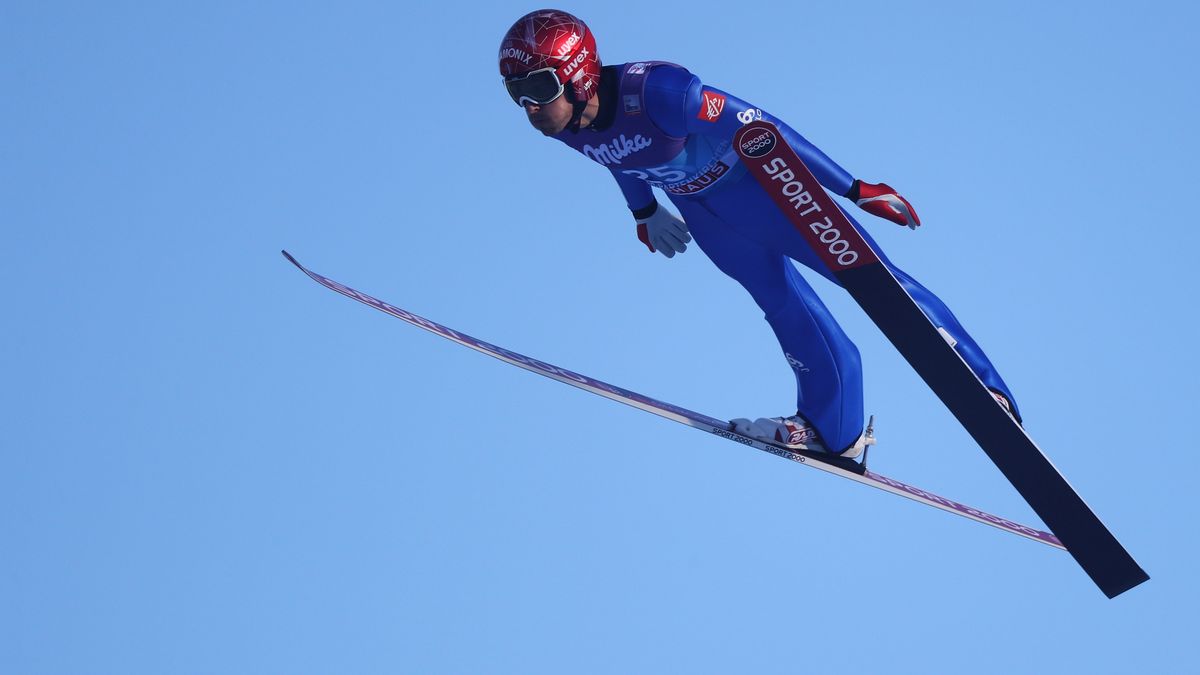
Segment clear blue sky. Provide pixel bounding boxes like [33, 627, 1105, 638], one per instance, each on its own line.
[4, 1, 1198, 672]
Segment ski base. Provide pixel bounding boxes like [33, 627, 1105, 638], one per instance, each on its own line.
[283, 250, 1066, 553]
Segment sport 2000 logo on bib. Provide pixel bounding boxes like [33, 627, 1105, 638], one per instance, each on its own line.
[740, 129, 776, 158]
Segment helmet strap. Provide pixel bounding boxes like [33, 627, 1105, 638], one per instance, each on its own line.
[564, 86, 588, 133]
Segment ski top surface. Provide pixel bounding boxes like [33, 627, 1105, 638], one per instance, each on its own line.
[732, 121, 1147, 598]
[282, 250, 1064, 552]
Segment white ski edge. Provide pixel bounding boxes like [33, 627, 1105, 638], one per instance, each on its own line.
[283, 251, 1065, 551]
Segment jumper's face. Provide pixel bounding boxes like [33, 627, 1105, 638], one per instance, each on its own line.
[522, 94, 573, 136]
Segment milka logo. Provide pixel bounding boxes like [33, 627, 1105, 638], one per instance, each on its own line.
[582, 134, 652, 165]
[562, 48, 590, 78]
[556, 32, 581, 57]
[499, 47, 532, 65]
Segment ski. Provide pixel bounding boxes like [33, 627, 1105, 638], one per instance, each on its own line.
[283, 250, 1066, 553]
[733, 120, 1147, 598]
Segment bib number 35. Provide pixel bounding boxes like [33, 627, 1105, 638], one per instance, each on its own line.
[621, 166, 688, 183]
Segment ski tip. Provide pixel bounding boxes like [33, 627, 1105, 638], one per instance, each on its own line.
[281, 250, 301, 268]
[1101, 568, 1150, 599]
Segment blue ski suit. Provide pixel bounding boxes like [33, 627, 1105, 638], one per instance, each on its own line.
[551, 62, 1018, 451]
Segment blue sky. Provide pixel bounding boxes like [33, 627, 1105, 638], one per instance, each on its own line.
[3, 1, 1198, 672]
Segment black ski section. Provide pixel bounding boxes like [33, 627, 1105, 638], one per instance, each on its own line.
[841, 263, 1146, 597]
[734, 120, 1147, 598]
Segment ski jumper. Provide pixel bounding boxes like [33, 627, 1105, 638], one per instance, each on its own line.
[553, 62, 1018, 452]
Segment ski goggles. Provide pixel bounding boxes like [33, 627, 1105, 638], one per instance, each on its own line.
[505, 68, 565, 107]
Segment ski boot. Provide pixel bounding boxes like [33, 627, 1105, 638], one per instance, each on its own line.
[730, 413, 876, 459]
[990, 389, 1022, 426]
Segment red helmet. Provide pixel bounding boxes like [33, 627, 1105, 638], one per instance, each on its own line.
[499, 9, 601, 105]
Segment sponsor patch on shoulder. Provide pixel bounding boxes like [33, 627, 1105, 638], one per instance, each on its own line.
[737, 107, 764, 125]
[698, 90, 726, 123]
[623, 94, 642, 114]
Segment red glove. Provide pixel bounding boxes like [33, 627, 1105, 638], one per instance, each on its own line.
[847, 180, 921, 230]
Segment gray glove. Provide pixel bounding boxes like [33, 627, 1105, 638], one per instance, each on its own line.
[635, 202, 691, 259]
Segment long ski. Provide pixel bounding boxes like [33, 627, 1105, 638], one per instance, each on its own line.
[283, 250, 1066, 553]
[732, 120, 1147, 597]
